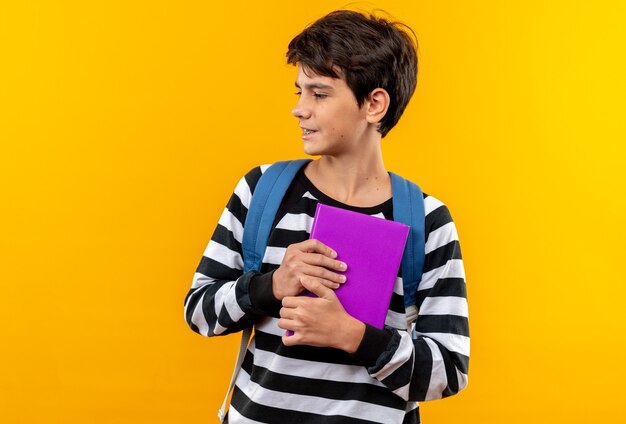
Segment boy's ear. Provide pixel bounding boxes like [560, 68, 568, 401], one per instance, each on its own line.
[365, 88, 390, 125]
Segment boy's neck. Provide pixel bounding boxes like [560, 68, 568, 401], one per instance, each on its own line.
[305, 149, 391, 207]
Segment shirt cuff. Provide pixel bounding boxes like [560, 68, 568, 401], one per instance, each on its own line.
[248, 270, 282, 316]
[351, 324, 398, 371]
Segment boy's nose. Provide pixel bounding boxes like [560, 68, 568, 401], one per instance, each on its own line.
[291, 101, 311, 119]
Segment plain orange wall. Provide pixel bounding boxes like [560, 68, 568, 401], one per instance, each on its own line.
[1, 1, 625, 423]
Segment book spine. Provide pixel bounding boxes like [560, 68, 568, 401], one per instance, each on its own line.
[309, 202, 323, 239]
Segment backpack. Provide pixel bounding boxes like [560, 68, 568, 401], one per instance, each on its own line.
[218, 159, 425, 422]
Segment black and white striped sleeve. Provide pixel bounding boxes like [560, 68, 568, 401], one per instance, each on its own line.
[353, 195, 470, 402]
[183, 166, 268, 337]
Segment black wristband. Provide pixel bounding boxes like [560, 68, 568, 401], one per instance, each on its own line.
[248, 269, 282, 316]
[351, 323, 396, 369]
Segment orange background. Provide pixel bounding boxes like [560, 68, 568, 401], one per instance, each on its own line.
[1, 1, 625, 423]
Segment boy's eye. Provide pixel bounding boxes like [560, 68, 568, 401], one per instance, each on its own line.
[293, 91, 327, 99]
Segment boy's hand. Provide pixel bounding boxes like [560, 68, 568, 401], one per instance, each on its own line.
[277, 277, 365, 353]
[272, 239, 347, 300]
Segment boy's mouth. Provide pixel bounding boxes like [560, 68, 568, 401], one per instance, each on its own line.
[302, 128, 317, 135]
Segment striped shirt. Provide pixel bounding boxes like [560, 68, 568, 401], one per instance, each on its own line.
[184, 164, 469, 423]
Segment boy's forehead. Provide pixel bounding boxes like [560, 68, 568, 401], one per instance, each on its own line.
[295, 65, 341, 88]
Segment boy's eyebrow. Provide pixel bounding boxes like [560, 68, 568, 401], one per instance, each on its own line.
[294, 82, 334, 90]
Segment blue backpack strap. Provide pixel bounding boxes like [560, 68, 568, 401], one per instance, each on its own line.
[390, 172, 425, 308]
[224, 160, 309, 423]
[242, 159, 312, 272]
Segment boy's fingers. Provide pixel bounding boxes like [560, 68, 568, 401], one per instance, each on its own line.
[301, 277, 336, 300]
[303, 253, 347, 272]
[304, 266, 346, 285]
[282, 296, 305, 308]
[282, 332, 299, 346]
[279, 307, 295, 319]
[302, 277, 343, 290]
[318, 278, 341, 290]
[299, 239, 337, 258]
[277, 317, 294, 330]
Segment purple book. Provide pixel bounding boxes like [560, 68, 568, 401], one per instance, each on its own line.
[296, 203, 409, 330]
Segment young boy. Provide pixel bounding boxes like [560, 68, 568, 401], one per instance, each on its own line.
[184, 10, 469, 423]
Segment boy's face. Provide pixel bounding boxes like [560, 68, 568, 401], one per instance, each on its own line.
[292, 65, 371, 157]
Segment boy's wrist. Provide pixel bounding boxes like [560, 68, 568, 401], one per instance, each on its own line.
[339, 316, 366, 354]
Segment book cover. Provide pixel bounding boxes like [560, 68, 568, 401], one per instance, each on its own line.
[297, 202, 410, 330]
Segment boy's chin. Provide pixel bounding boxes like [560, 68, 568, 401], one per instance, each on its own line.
[302, 143, 323, 156]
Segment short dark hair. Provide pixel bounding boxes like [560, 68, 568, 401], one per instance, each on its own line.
[286, 10, 418, 137]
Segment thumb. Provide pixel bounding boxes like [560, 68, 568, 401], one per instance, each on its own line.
[301, 277, 336, 300]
